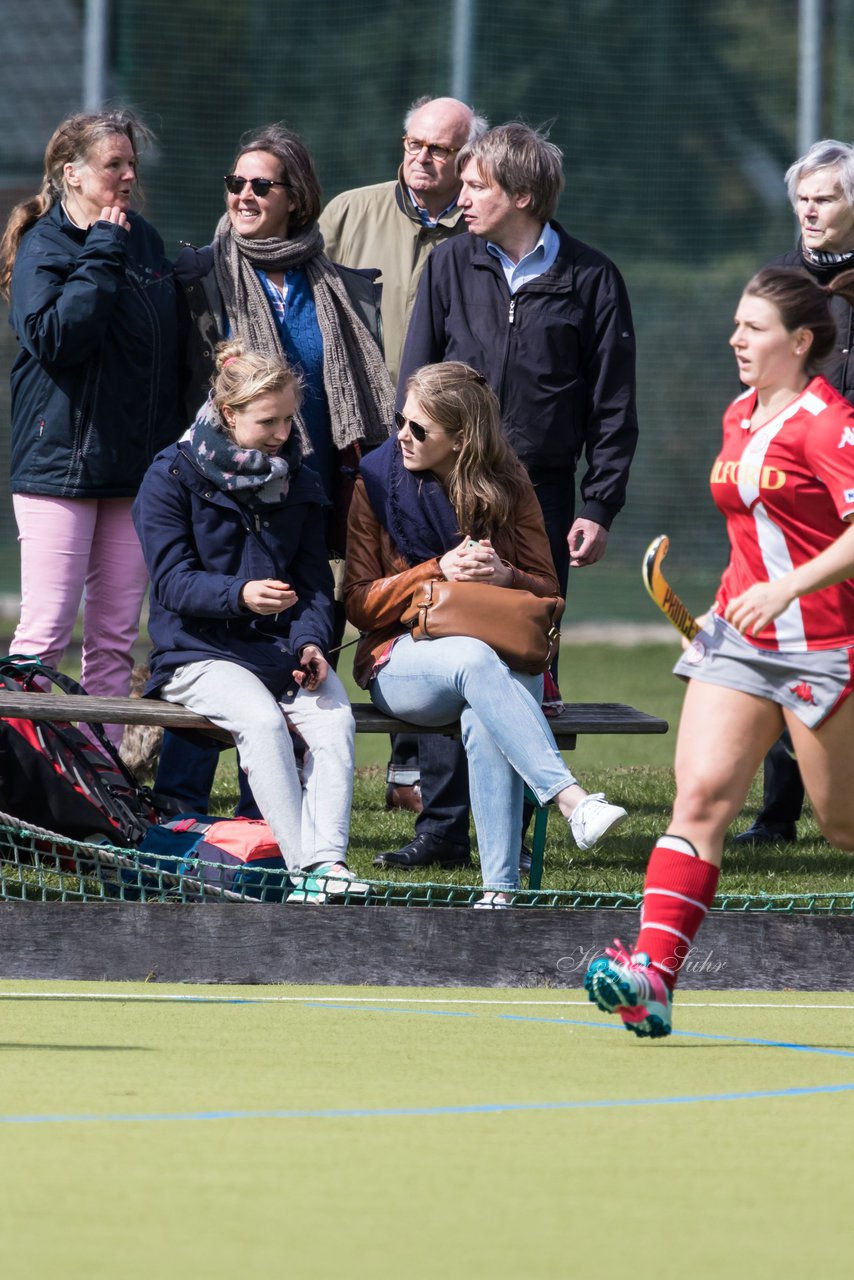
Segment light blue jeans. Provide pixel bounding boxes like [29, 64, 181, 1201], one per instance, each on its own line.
[371, 635, 577, 890]
[161, 660, 355, 873]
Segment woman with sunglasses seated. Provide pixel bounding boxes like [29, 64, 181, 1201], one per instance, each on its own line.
[157, 123, 395, 813]
[344, 362, 628, 906]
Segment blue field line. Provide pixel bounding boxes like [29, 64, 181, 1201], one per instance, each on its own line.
[303, 1003, 854, 1061]
[496, 1013, 854, 1059]
[3, 1081, 854, 1126]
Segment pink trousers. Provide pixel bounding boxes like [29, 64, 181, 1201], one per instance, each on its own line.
[11, 495, 148, 745]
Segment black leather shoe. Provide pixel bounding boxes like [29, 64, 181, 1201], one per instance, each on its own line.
[519, 845, 532, 875]
[732, 821, 797, 846]
[373, 833, 471, 870]
[385, 782, 423, 814]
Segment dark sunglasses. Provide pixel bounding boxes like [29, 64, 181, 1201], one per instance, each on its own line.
[224, 174, 288, 197]
[394, 410, 430, 443]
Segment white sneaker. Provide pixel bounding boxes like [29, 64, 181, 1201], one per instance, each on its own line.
[569, 793, 627, 850]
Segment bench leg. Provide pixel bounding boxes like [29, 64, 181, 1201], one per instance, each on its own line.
[525, 787, 549, 891]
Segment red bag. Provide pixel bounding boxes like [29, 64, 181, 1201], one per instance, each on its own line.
[0, 655, 158, 846]
[135, 816, 289, 901]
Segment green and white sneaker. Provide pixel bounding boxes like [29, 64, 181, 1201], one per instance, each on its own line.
[289, 862, 369, 904]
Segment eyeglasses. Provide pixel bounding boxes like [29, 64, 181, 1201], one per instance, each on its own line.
[401, 136, 460, 161]
[224, 174, 289, 197]
[394, 410, 431, 442]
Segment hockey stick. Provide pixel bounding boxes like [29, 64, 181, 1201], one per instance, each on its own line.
[641, 535, 700, 641]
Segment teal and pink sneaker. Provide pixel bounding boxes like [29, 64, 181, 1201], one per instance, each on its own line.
[584, 939, 673, 1038]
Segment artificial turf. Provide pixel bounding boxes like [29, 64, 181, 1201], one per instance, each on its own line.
[3, 981, 853, 1279]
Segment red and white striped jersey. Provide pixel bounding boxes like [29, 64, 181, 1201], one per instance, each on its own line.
[712, 375, 854, 651]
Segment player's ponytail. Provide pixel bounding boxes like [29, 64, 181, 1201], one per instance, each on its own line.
[825, 267, 854, 313]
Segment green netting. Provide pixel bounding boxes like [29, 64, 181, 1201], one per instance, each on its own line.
[3, 4, 854, 613]
[2, 816, 853, 913]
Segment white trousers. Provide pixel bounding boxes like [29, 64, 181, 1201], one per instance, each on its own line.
[161, 661, 355, 873]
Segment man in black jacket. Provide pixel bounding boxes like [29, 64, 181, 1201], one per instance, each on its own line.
[375, 123, 639, 871]
[735, 138, 854, 847]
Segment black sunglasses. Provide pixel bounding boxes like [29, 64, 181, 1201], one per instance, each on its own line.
[224, 174, 288, 197]
[394, 410, 430, 443]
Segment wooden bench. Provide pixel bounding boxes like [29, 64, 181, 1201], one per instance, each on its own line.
[0, 690, 668, 890]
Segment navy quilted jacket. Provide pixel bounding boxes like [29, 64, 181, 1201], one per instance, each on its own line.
[133, 439, 334, 700]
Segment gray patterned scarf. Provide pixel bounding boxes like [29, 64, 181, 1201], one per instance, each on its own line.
[212, 216, 394, 458]
[183, 395, 292, 506]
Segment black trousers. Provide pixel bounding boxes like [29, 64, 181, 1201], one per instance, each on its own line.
[755, 730, 804, 826]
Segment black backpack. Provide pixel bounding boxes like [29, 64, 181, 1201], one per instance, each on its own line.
[0, 655, 161, 846]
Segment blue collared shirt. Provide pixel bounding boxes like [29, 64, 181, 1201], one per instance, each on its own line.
[486, 222, 559, 294]
[256, 267, 334, 497]
[407, 187, 458, 228]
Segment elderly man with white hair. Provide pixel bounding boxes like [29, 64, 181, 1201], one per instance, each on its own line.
[320, 95, 488, 386]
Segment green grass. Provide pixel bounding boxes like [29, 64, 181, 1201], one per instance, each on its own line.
[200, 642, 853, 902]
[2, 982, 853, 1280]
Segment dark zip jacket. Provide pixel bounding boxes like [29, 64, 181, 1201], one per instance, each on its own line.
[133, 439, 334, 701]
[8, 203, 181, 497]
[397, 221, 638, 529]
[767, 244, 854, 403]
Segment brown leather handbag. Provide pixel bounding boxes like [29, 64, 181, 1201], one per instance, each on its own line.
[400, 579, 565, 675]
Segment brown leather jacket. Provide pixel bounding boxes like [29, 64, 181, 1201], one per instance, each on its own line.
[344, 475, 560, 687]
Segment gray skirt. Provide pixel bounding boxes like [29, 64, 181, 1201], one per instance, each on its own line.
[673, 614, 854, 729]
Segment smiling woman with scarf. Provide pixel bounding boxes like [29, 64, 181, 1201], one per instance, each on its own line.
[344, 362, 628, 907]
[178, 122, 393, 504]
[158, 122, 395, 814]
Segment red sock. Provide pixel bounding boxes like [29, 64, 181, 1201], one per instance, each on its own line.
[634, 836, 720, 990]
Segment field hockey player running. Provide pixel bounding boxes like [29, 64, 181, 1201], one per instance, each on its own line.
[344, 361, 627, 908]
[586, 266, 854, 1037]
[133, 341, 359, 904]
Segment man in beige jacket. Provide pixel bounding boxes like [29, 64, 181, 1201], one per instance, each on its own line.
[321, 95, 486, 813]
[320, 95, 487, 385]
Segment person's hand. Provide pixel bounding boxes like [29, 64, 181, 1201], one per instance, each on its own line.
[239, 579, 298, 615]
[439, 537, 513, 586]
[724, 580, 794, 636]
[292, 643, 328, 691]
[568, 518, 608, 567]
[99, 206, 130, 232]
[681, 610, 710, 650]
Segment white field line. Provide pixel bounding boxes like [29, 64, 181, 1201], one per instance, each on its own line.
[0, 991, 852, 1010]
